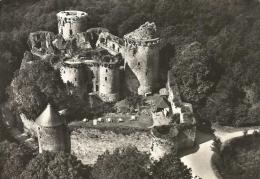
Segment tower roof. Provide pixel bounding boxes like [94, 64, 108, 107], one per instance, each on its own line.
[124, 22, 158, 41]
[36, 104, 64, 127]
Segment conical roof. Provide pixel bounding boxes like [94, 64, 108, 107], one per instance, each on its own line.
[36, 104, 64, 127]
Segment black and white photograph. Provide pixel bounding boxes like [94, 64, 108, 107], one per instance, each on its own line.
[0, 0, 260, 178]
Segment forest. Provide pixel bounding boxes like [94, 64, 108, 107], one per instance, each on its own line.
[0, 0, 260, 128]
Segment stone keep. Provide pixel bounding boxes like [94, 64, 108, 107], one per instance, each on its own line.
[57, 10, 88, 40]
[36, 104, 68, 153]
[123, 22, 160, 95]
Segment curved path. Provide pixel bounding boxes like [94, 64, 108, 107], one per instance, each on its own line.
[181, 127, 258, 179]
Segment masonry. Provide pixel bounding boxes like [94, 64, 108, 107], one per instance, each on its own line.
[28, 10, 162, 102]
[22, 10, 197, 164]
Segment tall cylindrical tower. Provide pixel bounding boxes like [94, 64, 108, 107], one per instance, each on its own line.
[99, 57, 120, 102]
[60, 59, 88, 95]
[57, 10, 88, 40]
[36, 104, 69, 153]
[123, 22, 160, 95]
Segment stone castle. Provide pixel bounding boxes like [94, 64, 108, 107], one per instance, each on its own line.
[24, 10, 196, 160]
[28, 10, 161, 102]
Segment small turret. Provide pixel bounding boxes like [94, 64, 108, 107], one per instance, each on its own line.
[36, 104, 69, 153]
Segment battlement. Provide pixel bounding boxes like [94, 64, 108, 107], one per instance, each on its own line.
[57, 10, 88, 40]
[57, 10, 88, 22]
[123, 22, 160, 48]
[124, 22, 157, 40]
[124, 38, 160, 48]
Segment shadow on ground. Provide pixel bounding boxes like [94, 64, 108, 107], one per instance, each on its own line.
[179, 130, 215, 157]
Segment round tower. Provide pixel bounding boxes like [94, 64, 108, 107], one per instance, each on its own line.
[99, 56, 120, 102]
[60, 59, 88, 95]
[57, 10, 88, 40]
[123, 22, 160, 95]
[36, 104, 69, 153]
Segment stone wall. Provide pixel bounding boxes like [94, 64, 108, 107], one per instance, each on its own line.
[70, 127, 152, 165]
[96, 32, 124, 56]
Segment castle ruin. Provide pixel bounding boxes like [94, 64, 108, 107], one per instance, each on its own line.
[28, 10, 161, 102]
[25, 10, 196, 160]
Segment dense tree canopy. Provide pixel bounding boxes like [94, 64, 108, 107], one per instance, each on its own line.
[20, 152, 90, 179]
[171, 42, 216, 104]
[8, 58, 68, 120]
[92, 146, 150, 179]
[0, 141, 33, 179]
[151, 149, 192, 179]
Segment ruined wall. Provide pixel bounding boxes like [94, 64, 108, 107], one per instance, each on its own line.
[37, 125, 67, 153]
[99, 63, 120, 102]
[96, 32, 124, 56]
[75, 32, 92, 49]
[124, 41, 160, 95]
[57, 11, 88, 40]
[28, 31, 55, 57]
[85, 62, 100, 92]
[166, 73, 197, 149]
[70, 128, 152, 165]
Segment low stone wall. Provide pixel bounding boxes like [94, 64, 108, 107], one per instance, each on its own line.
[70, 127, 152, 165]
